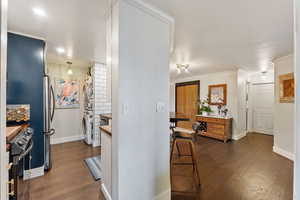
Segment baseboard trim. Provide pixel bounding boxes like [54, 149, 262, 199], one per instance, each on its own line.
[50, 135, 84, 145]
[24, 166, 44, 180]
[273, 146, 295, 161]
[154, 189, 171, 200]
[232, 131, 247, 140]
[101, 183, 112, 200]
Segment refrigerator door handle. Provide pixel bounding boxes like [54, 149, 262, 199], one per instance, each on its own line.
[50, 85, 55, 122]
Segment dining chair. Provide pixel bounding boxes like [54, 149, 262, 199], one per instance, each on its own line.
[170, 122, 201, 188]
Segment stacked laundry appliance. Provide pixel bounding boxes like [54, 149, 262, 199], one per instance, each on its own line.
[82, 71, 94, 145]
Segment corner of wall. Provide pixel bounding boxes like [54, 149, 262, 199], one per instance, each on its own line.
[153, 189, 171, 200]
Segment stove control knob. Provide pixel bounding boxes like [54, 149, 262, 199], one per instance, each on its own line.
[17, 141, 24, 146]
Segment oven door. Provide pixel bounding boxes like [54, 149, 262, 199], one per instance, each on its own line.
[9, 140, 33, 200]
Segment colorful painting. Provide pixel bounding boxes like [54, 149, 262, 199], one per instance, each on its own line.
[55, 79, 80, 109]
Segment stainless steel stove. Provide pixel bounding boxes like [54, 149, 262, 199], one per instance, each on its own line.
[8, 127, 34, 200]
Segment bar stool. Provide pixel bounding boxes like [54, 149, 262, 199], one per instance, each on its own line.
[170, 123, 201, 188]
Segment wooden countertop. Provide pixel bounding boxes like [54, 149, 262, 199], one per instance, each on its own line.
[100, 125, 112, 136]
[6, 124, 29, 142]
[100, 113, 112, 120]
[196, 114, 232, 120]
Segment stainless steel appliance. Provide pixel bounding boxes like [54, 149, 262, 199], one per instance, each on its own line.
[43, 75, 56, 171]
[9, 128, 34, 200]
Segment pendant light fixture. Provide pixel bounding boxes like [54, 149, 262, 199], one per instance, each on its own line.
[67, 61, 73, 75]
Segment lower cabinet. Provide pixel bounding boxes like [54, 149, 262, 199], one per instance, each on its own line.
[196, 116, 233, 143]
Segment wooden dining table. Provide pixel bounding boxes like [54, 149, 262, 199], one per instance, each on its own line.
[170, 112, 190, 123]
[169, 112, 190, 130]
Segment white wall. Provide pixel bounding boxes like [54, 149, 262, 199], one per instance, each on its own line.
[170, 70, 240, 138]
[47, 63, 89, 144]
[295, 0, 299, 196]
[273, 55, 294, 159]
[110, 0, 172, 199]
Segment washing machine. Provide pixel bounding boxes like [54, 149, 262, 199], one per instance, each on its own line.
[83, 110, 94, 145]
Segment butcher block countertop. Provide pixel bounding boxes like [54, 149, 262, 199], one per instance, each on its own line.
[100, 113, 112, 120]
[6, 124, 28, 142]
[100, 125, 112, 136]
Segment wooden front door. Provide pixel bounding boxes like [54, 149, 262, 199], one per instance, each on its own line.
[176, 81, 200, 130]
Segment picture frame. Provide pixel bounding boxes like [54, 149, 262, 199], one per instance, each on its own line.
[208, 84, 227, 105]
[279, 73, 294, 103]
[55, 78, 80, 109]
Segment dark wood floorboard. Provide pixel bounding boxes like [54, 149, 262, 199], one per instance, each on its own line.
[171, 133, 294, 200]
[29, 133, 293, 200]
[29, 141, 105, 200]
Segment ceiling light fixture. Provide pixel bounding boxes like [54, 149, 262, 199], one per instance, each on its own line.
[176, 64, 190, 74]
[67, 61, 73, 75]
[56, 47, 65, 54]
[261, 70, 267, 79]
[32, 7, 46, 17]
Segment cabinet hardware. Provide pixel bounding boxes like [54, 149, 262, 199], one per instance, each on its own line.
[7, 179, 14, 185]
[6, 163, 13, 170]
[8, 191, 14, 196]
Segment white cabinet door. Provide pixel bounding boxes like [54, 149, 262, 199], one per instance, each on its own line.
[251, 83, 274, 135]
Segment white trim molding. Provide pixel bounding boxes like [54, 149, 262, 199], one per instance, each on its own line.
[50, 135, 84, 145]
[232, 131, 247, 140]
[23, 166, 45, 180]
[153, 189, 171, 200]
[101, 183, 112, 200]
[0, 0, 8, 199]
[273, 146, 295, 161]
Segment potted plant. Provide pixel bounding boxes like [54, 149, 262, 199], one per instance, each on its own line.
[198, 97, 213, 116]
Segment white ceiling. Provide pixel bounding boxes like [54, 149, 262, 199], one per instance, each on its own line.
[144, 0, 293, 78]
[8, 0, 293, 76]
[8, 0, 108, 66]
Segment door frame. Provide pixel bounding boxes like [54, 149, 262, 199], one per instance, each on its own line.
[175, 80, 200, 114]
[0, 0, 8, 199]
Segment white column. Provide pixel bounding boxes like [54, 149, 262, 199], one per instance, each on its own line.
[108, 0, 174, 199]
[294, 0, 300, 199]
[0, 0, 8, 199]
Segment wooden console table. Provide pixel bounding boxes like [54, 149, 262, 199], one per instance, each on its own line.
[196, 115, 232, 143]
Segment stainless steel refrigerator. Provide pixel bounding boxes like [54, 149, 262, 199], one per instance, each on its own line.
[43, 75, 55, 171]
[7, 32, 56, 172]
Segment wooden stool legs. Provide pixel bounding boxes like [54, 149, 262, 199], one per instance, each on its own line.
[170, 138, 201, 188]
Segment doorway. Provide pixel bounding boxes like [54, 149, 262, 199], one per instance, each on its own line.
[249, 82, 274, 135]
[175, 81, 200, 130]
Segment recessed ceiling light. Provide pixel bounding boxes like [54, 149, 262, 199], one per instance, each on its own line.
[56, 47, 65, 54]
[33, 7, 46, 17]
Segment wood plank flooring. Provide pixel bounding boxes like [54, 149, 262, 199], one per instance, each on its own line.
[172, 133, 293, 200]
[29, 141, 105, 200]
[29, 133, 293, 200]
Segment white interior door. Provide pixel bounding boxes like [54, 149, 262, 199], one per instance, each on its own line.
[251, 83, 274, 135]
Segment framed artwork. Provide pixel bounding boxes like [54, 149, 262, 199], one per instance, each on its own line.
[279, 73, 294, 103]
[208, 84, 227, 105]
[55, 79, 80, 109]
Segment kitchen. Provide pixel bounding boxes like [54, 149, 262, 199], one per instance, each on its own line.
[4, 1, 111, 199]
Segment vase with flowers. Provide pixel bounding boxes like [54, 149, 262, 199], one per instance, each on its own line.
[198, 97, 213, 116]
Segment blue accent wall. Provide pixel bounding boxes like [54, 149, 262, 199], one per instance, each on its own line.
[7, 33, 45, 169]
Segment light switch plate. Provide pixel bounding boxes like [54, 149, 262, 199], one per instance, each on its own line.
[156, 102, 166, 112]
[122, 103, 129, 115]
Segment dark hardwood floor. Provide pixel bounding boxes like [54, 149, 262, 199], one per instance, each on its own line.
[29, 133, 293, 200]
[29, 141, 105, 200]
[172, 133, 294, 200]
